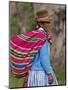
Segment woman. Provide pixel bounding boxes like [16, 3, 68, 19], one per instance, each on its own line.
[27, 16, 58, 87]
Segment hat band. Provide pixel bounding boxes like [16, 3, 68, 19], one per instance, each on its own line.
[37, 21, 50, 23]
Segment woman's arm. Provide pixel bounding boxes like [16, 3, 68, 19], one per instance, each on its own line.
[40, 40, 53, 84]
[40, 40, 52, 74]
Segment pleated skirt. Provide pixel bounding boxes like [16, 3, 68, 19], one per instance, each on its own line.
[28, 70, 58, 87]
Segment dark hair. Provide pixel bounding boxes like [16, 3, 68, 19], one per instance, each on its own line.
[35, 22, 41, 29]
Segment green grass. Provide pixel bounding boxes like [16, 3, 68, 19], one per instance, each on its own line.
[51, 56, 66, 85]
[55, 64, 65, 85]
[9, 71, 26, 88]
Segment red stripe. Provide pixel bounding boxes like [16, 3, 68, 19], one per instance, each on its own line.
[11, 65, 31, 74]
[10, 30, 46, 52]
[10, 54, 33, 64]
[22, 31, 35, 37]
[10, 41, 31, 52]
[10, 40, 35, 50]
[10, 40, 45, 53]
[24, 30, 47, 38]
[10, 46, 38, 55]
[10, 30, 46, 49]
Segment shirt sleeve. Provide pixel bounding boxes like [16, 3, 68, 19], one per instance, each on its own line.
[40, 40, 52, 74]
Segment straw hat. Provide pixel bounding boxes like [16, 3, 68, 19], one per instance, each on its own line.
[34, 10, 51, 23]
[34, 16, 50, 23]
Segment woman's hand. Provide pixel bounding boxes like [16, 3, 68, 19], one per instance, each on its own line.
[48, 73, 53, 84]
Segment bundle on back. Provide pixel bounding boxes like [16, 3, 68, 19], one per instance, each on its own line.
[10, 30, 48, 76]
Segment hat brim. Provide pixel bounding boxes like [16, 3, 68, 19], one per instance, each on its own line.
[37, 21, 50, 23]
[33, 17, 50, 23]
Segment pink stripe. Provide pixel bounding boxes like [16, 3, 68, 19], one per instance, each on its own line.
[32, 31, 39, 33]
[11, 36, 35, 48]
[10, 47, 38, 54]
[10, 40, 45, 53]
[10, 41, 31, 50]
[23, 31, 35, 37]
[19, 30, 46, 41]
[10, 54, 33, 64]
[10, 30, 46, 51]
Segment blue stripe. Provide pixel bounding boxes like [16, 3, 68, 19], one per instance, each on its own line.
[10, 61, 32, 68]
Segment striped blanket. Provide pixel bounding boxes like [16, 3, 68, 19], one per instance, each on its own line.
[10, 29, 50, 76]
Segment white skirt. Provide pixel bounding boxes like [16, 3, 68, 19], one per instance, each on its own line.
[28, 70, 58, 87]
